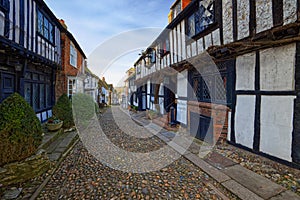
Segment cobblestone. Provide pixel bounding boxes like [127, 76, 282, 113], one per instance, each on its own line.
[37, 107, 236, 199]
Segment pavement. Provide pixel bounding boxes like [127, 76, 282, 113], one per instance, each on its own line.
[3, 106, 300, 199]
[130, 110, 300, 200]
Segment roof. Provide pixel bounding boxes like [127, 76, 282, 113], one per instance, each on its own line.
[85, 67, 99, 79]
[98, 78, 109, 90]
[61, 26, 87, 59]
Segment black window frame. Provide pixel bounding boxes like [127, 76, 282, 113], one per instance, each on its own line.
[37, 9, 55, 44]
[186, 0, 216, 39]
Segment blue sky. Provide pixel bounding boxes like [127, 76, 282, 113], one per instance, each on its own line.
[44, 0, 174, 85]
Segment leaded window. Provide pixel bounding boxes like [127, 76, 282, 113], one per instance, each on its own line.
[187, 0, 215, 37]
[24, 72, 52, 112]
[37, 10, 54, 43]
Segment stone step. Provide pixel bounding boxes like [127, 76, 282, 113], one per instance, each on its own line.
[46, 131, 78, 162]
[38, 128, 64, 151]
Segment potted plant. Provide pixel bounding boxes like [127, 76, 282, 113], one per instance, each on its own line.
[46, 117, 63, 131]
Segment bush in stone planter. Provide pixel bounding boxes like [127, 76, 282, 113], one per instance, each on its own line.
[0, 93, 43, 166]
[52, 94, 74, 129]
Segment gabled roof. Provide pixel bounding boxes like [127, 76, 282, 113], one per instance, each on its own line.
[60, 20, 87, 59]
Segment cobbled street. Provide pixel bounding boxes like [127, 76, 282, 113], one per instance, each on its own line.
[37, 107, 236, 199]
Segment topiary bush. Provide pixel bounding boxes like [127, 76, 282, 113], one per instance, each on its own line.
[0, 93, 43, 166]
[52, 94, 74, 129]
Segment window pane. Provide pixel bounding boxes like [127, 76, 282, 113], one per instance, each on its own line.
[37, 11, 43, 34]
[46, 84, 51, 107]
[44, 18, 49, 39]
[49, 23, 54, 43]
[187, 14, 195, 37]
[33, 83, 39, 111]
[40, 84, 45, 109]
[24, 83, 32, 105]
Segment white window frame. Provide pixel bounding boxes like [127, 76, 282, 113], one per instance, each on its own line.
[70, 43, 77, 67]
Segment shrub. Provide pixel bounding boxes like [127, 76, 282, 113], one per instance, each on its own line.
[52, 94, 74, 129]
[0, 93, 43, 166]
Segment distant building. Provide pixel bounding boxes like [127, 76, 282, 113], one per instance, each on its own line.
[84, 67, 99, 102]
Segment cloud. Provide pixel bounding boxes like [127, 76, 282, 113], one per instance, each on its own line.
[44, 0, 174, 84]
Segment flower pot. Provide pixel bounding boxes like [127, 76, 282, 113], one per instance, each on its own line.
[47, 121, 63, 131]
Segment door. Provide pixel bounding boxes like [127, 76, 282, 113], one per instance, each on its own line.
[1, 73, 15, 102]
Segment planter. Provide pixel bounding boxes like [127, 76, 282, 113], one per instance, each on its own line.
[47, 121, 63, 131]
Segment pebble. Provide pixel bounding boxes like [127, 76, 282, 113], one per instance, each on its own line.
[36, 108, 233, 199]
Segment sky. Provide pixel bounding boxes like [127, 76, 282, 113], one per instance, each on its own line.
[44, 0, 174, 86]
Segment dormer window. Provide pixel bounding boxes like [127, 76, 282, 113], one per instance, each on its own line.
[186, 0, 214, 37]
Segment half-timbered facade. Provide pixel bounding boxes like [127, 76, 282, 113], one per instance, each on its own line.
[0, 0, 62, 122]
[133, 0, 300, 166]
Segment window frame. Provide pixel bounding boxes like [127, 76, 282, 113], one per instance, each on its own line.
[186, 0, 216, 39]
[70, 43, 78, 67]
[37, 9, 55, 44]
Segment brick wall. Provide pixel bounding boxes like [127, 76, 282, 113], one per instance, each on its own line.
[55, 31, 85, 100]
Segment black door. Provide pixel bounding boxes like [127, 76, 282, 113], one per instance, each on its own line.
[190, 112, 213, 144]
[1, 73, 15, 102]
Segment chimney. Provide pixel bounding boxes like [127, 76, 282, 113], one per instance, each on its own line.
[182, 0, 192, 10]
[59, 19, 68, 30]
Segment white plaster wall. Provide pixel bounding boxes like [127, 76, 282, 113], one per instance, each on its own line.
[256, 0, 273, 33]
[191, 41, 197, 57]
[260, 96, 295, 162]
[237, 0, 250, 40]
[205, 34, 212, 50]
[235, 95, 256, 149]
[212, 29, 220, 46]
[260, 43, 296, 91]
[186, 45, 191, 58]
[227, 111, 232, 141]
[236, 52, 256, 91]
[15, 0, 20, 44]
[170, 30, 174, 65]
[283, 0, 297, 25]
[177, 70, 188, 97]
[177, 24, 182, 62]
[222, 0, 233, 44]
[9, 0, 13, 40]
[181, 21, 186, 60]
[197, 38, 204, 54]
[0, 12, 4, 36]
[177, 100, 187, 125]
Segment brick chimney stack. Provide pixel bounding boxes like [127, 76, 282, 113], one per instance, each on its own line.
[59, 19, 68, 30]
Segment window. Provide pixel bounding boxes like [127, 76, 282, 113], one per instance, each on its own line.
[24, 72, 52, 112]
[187, 0, 214, 37]
[68, 79, 76, 98]
[159, 38, 170, 58]
[0, 0, 9, 12]
[70, 44, 77, 67]
[37, 10, 54, 43]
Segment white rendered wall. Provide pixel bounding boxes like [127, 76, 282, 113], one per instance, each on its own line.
[177, 70, 188, 97]
[222, 0, 233, 44]
[260, 43, 296, 91]
[256, 0, 273, 33]
[235, 95, 256, 149]
[260, 96, 295, 162]
[237, 0, 250, 40]
[177, 100, 187, 125]
[236, 52, 256, 91]
[283, 0, 297, 25]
